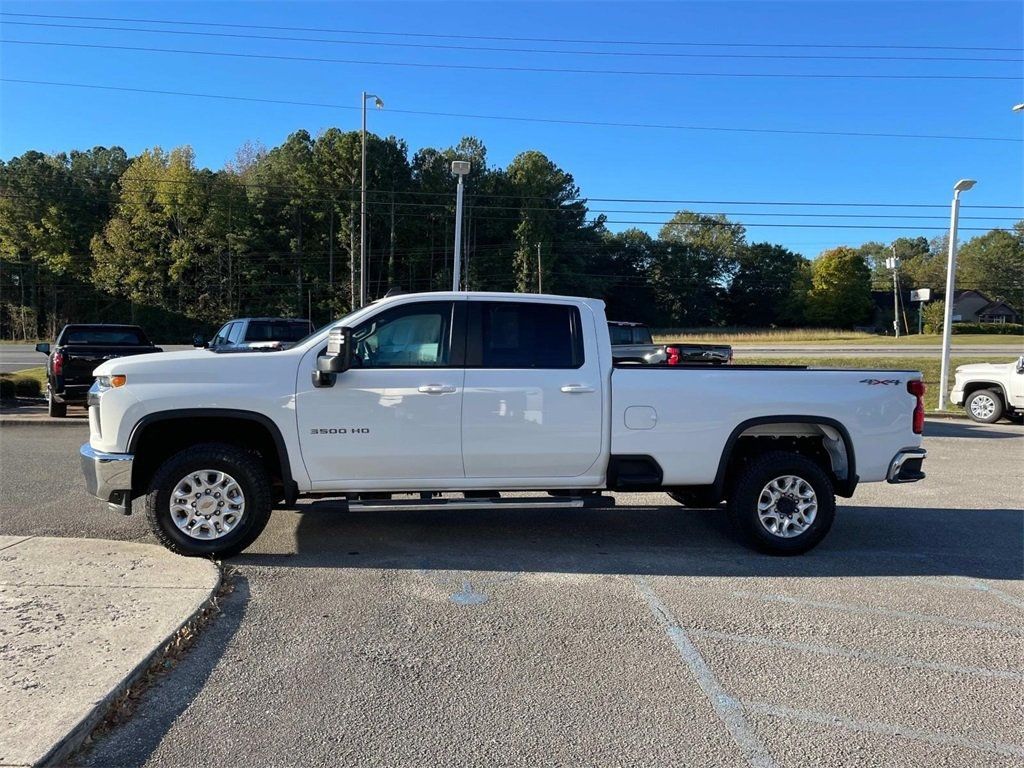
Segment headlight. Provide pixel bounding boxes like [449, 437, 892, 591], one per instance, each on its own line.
[96, 374, 127, 388]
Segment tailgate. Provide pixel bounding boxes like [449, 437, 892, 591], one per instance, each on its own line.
[62, 346, 157, 382]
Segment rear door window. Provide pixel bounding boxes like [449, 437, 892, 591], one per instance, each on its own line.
[471, 302, 583, 369]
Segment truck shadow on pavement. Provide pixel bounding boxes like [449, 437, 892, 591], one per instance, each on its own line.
[924, 420, 1023, 439]
[236, 503, 1023, 580]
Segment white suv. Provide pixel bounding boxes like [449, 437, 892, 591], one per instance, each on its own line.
[950, 356, 1024, 423]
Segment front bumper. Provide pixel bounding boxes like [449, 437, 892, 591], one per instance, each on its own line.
[950, 386, 965, 406]
[80, 443, 134, 513]
[887, 448, 927, 484]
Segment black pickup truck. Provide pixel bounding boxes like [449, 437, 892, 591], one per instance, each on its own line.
[609, 321, 733, 366]
[35, 324, 162, 417]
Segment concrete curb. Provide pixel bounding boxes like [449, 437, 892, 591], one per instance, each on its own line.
[40, 571, 223, 768]
[0, 417, 88, 427]
[924, 411, 970, 420]
[0, 537, 221, 768]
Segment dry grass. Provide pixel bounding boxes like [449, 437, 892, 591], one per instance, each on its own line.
[652, 328, 877, 343]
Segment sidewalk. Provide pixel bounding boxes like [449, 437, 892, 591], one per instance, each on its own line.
[0, 536, 220, 767]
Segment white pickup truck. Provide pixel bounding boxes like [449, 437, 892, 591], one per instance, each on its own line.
[950, 356, 1024, 423]
[81, 291, 927, 558]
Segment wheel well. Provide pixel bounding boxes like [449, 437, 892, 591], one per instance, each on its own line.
[130, 416, 289, 500]
[716, 421, 855, 499]
[963, 382, 1005, 403]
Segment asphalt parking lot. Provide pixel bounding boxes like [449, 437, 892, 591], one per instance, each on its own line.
[1, 419, 1022, 767]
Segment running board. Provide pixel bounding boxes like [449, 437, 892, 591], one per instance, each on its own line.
[314, 495, 614, 513]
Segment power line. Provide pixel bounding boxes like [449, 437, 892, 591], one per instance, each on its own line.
[3, 78, 1020, 143]
[3, 39, 1019, 81]
[2, 11, 1016, 52]
[4, 19, 1021, 63]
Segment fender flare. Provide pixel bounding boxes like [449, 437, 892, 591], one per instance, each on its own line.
[127, 408, 297, 502]
[712, 415, 858, 498]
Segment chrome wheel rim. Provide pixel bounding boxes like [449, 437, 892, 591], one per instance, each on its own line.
[170, 469, 245, 540]
[970, 394, 996, 420]
[757, 475, 817, 538]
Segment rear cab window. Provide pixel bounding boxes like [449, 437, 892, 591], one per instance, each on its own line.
[59, 326, 149, 346]
[245, 320, 313, 343]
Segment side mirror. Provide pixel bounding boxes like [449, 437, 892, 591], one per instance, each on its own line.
[317, 326, 353, 374]
[35, 342, 50, 355]
[192, 333, 207, 348]
[1016, 356, 1023, 374]
[312, 326, 353, 388]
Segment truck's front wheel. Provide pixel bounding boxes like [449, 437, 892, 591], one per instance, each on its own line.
[144, 443, 272, 558]
[727, 451, 835, 555]
[965, 389, 1003, 423]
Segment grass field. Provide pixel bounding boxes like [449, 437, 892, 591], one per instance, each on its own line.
[654, 330, 1024, 346]
[732, 354, 1019, 411]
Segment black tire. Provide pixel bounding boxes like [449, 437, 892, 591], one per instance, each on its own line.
[965, 389, 1004, 424]
[727, 451, 836, 555]
[144, 443, 272, 558]
[667, 490, 721, 508]
[47, 389, 67, 418]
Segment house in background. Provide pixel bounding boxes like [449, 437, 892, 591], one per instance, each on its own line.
[870, 288, 1021, 333]
[939, 289, 1022, 324]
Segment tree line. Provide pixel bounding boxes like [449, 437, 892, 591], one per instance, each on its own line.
[1, 130, 1021, 340]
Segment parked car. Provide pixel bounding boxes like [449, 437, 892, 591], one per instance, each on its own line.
[81, 291, 926, 558]
[609, 321, 732, 365]
[950, 356, 1024, 423]
[196, 318, 314, 352]
[35, 324, 161, 417]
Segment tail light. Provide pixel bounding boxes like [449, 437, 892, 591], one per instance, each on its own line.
[908, 380, 925, 434]
[52, 350, 64, 376]
[665, 346, 681, 366]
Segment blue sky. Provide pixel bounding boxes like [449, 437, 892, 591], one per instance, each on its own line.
[1, 0, 1021, 258]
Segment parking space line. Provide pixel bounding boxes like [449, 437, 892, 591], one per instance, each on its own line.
[918, 576, 1024, 611]
[689, 628, 1024, 681]
[970, 579, 1024, 613]
[731, 589, 1024, 636]
[632, 576, 779, 768]
[742, 701, 1024, 758]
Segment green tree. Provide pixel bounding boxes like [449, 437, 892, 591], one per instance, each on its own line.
[727, 242, 807, 326]
[805, 246, 873, 328]
[957, 225, 1024, 303]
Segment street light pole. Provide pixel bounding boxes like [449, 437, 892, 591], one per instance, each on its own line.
[938, 178, 976, 411]
[360, 92, 383, 307]
[451, 161, 470, 291]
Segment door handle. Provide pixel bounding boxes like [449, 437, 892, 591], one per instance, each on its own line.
[418, 384, 457, 394]
[560, 384, 595, 394]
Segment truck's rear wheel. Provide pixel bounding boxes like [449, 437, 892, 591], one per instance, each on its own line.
[144, 443, 272, 558]
[727, 451, 835, 555]
[965, 389, 1003, 423]
[47, 389, 66, 418]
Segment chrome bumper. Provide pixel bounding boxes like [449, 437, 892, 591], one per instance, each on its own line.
[80, 443, 134, 514]
[887, 448, 927, 484]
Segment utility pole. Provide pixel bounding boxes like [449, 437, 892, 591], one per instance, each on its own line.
[537, 243, 543, 293]
[360, 92, 383, 307]
[887, 247, 900, 338]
